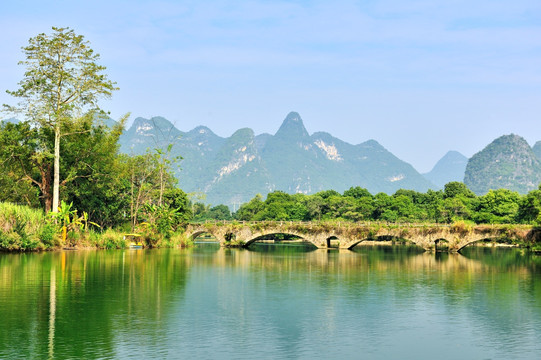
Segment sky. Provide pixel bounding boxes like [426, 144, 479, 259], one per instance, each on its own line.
[1, 0, 540, 172]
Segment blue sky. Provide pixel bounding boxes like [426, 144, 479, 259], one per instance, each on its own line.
[1, 0, 540, 172]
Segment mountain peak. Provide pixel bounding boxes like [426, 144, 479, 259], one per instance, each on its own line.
[358, 139, 386, 151]
[189, 125, 214, 135]
[128, 116, 182, 145]
[464, 134, 541, 194]
[185, 126, 222, 143]
[423, 150, 468, 188]
[132, 116, 176, 132]
[434, 151, 468, 167]
[275, 111, 309, 139]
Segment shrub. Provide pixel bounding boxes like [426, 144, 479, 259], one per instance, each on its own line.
[0, 231, 21, 250]
[39, 223, 58, 248]
[165, 232, 193, 248]
[97, 229, 127, 249]
[451, 221, 473, 235]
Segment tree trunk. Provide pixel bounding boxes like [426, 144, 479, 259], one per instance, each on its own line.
[52, 127, 61, 213]
[42, 176, 53, 213]
[159, 168, 164, 207]
[130, 170, 135, 232]
[38, 162, 53, 213]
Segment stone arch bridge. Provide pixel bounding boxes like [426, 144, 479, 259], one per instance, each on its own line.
[186, 221, 536, 252]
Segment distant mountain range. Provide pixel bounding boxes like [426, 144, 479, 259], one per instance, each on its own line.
[117, 112, 436, 206]
[5, 113, 541, 205]
[116, 113, 541, 204]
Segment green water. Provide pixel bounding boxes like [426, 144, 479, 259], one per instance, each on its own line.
[1, 244, 540, 359]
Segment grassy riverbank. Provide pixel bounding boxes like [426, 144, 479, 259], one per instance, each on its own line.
[0, 202, 193, 251]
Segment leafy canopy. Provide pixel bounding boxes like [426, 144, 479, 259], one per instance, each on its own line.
[4, 26, 118, 124]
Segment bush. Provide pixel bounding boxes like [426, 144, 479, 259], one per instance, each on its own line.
[39, 223, 58, 248]
[97, 229, 127, 249]
[169, 232, 193, 248]
[0, 231, 20, 250]
[451, 221, 474, 235]
[0, 202, 47, 251]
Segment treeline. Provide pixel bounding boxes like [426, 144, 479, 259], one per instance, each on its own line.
[193, 182, 541, 225]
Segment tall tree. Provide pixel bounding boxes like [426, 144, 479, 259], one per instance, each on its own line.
[4, 27, 117, 212]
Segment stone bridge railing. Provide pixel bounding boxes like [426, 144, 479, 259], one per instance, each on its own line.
[186, 221, 536, 252]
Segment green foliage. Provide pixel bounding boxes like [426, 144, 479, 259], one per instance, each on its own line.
[230, 181, 538, 226]
[162, 188, 192, 224]
[138, 206, 172, 241]
[251, 191, 308, 221]
[441, 197, 471, 223]
[193, 204, 233, 222]
[39, 223, 58, 247]
[61, 113, 129, 228]
[443, 182, 475, 199]
[343, 186, 373, 199]
[168, 232, 194, 248]
[235, 194, 265, 221]
[0, 121, 48, 208]
[0, 202, 46, 250]
[4, 27, 117, 118]
[0, 231, 39, 251]
[136, 187, 192, 242]
[517, 190, 541, 224]
[48, 201, 82, 245]
[473, 189, 520, 224]
[0, 113, 130, 220]
[94, 229, 127, 249]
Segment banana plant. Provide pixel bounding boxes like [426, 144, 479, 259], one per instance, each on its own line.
[80, 211, 101, 231]
[48, 201, 91, 244]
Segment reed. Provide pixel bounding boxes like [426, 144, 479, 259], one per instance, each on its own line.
[0, 202, 45, 234]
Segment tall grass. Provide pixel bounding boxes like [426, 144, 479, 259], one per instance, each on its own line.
[0, 202, 50, 250]
[92, 229, 128, 249]
[0, 202, 45, 234]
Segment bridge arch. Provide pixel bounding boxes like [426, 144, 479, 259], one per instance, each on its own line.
[326, 236, 340, 248]
[244, 231, 315, 248]
[344, 238, 368, 249]
[456, 236, 516, 252]
[188, 229, 228, 244]
[190, 230, 215, 241]
[434, 238, 450, 251]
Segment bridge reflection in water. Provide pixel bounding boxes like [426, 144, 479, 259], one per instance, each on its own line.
[187, 221, 536, 252]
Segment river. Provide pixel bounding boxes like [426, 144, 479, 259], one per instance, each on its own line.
[1, 244, 540, 359]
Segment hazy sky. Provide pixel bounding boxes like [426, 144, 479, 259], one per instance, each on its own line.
[1, 0, 540, 172]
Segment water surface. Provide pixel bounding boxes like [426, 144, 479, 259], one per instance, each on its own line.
[1, 244, 540, 359]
